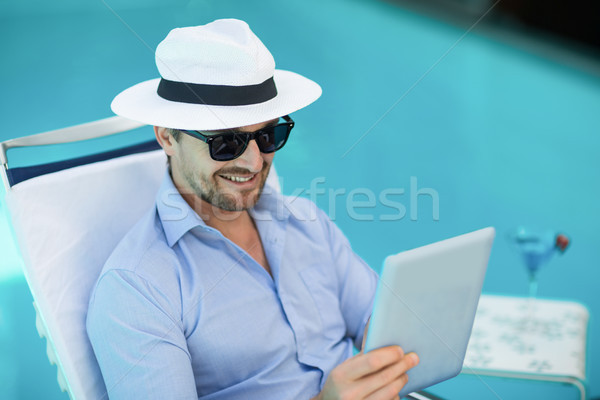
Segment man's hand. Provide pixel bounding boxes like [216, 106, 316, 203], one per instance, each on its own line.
[312, 346, 419, 400]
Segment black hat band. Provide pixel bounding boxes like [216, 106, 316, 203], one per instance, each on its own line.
[157, 77, 277, 106]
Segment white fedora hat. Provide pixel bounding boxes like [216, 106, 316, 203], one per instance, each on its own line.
[111, 19, 322, 130]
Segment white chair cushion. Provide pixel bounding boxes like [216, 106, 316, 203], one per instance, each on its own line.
[7, 150, 166, 399]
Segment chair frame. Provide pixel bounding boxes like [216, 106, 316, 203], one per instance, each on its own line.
[1, 116, 145, 191]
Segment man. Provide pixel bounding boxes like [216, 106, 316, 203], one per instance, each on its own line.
[87, 19, 418, 399]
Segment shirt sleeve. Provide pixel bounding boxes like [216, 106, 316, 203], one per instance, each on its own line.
[86, 269, 198, 400]
[318, 209, 379, 350]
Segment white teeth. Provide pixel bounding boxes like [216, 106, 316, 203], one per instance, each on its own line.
[223, 175, 253, 183]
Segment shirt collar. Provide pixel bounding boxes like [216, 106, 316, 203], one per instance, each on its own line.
[248, 179, 290, 223]
[155, 171, 206, 247]
[155, 172, 289, 247]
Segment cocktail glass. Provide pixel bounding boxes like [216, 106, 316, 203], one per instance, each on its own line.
[508, 226, 570, 299]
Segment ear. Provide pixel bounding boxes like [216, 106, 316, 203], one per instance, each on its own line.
[154, 126, 176, 157]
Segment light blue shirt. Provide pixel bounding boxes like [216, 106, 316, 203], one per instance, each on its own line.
[87, 173, 378, 399]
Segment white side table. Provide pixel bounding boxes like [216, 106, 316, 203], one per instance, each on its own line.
[463, 294, 589, 400]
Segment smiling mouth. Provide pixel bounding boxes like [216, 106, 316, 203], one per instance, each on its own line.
[219, 174, 256, 183]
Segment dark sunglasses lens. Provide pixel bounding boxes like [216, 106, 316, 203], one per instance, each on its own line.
[210, 134, 247, 161]
[256, 125, 290, 153]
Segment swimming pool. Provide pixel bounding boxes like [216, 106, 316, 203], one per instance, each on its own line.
[1, 0, 599, 398]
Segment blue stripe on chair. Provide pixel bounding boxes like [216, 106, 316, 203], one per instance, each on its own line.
[7, 140, 162, 187]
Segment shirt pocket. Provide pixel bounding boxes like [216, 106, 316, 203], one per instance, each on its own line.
[298, 263, 347, 342]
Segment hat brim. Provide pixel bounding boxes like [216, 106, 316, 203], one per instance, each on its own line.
[111, 69, 321, 130]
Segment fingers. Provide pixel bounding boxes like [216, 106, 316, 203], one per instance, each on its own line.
[364, 370, 408, 400]
[317, 348, 419, 400]
[345, 346, 405, 381]
[360, 352, 419, 400]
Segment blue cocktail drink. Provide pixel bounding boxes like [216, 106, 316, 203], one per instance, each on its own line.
[509, 227, 570, 298]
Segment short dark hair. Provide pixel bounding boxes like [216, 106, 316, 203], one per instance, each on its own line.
[169, 128, 182, 142]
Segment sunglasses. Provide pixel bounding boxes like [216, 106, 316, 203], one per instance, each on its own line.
[178, 115, 295, 161]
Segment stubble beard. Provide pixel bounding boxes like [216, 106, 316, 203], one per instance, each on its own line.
[184, 161, 271, 212]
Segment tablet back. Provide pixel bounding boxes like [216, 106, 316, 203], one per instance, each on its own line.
[364, 227, 495, 398]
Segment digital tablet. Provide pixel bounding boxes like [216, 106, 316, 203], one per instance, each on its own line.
[364, 227, 495, 398]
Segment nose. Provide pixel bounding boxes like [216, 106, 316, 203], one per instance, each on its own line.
[234, 139, 264, 172]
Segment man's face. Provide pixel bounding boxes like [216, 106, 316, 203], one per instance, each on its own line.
[168, 119, 277, 213]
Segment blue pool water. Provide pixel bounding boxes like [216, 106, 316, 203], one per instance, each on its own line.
[1, 0, 599, 398]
